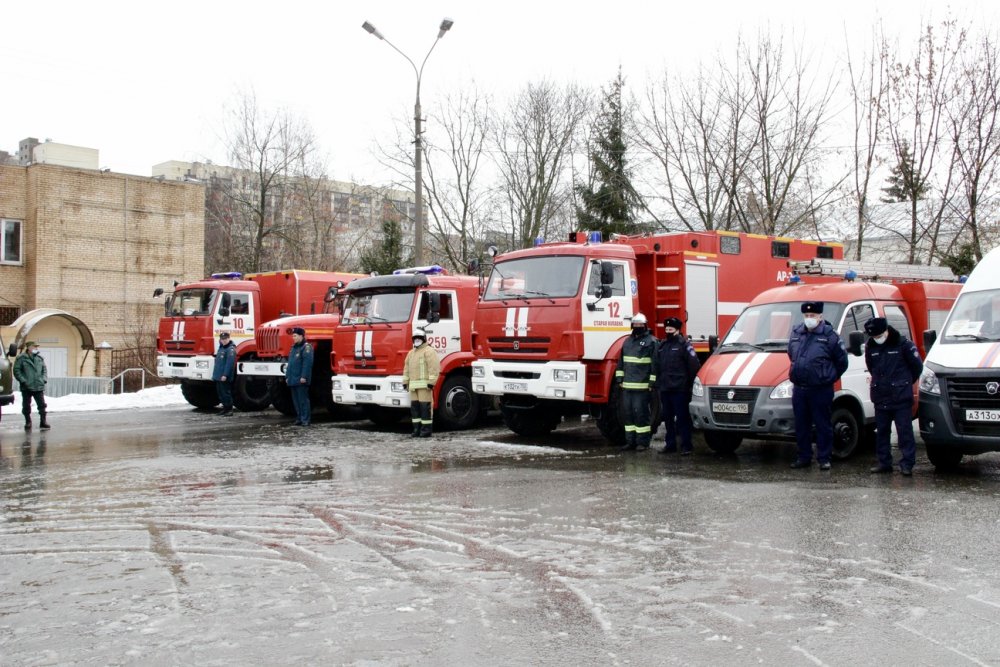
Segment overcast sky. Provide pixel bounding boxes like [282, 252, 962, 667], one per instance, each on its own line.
[3, 0, 997, 185]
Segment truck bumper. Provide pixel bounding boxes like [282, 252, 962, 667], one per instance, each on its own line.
[237, 359, 286, 377]
[157, 355, 214, 381]
[332, 375, 411, 408]
[919, 391, 1000, 454]
[689, 387, 796, 438]
[471, 360, 586, 402]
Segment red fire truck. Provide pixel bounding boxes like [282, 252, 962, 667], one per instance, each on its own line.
[470, 231, 843, 443]
[155, 270, 356, 410]
[690, 258, 961, 458]
[244, 272, 364, 417]
[331, 266, 486, 430]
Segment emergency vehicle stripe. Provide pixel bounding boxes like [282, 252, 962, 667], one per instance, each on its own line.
[734, 352, 769, 386]
[718, 353, 752, 386]
[354, 331, 365, 357]
[505, 308, 516, 336]
[364, 331, 373, 357]
[980, 343, 1000, 368]
[517, 307, 528, 336]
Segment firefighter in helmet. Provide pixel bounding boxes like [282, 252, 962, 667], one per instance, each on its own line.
[615, 313, 659, 451]
[403, 327, 440, 437]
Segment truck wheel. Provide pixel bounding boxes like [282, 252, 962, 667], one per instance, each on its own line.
[233, 375, 271, 412]
[500, 404, 561, 437]
[438, 375, 483, 430]
[180, 380, 220, 409]
[926, 443, 963, 470]
[595, 383, 626, 446]
[704, 431, 743, 455]
[269, 382, 296, 417]
[831, 406, 862, 460]
[363, 405, 405, 428]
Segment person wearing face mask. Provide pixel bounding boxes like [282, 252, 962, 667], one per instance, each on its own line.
[615, 313, 660, 451]
[863, 317, 923, 476]
[655, 317, 701, 455]
[284, 327, 313, 426]
[787, 302, 848, 470]
[403, 328, 440, 437]
[13, 341, 49, 431]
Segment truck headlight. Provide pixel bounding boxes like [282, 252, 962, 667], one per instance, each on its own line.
[156, 357, 163, 369]
[919, 368, 940, 395]
[195, 360, 210, 370]
[391, 382, 406, 392]
[691, 377, 704, 397]
[332, 380, 342, 391]
[770, 379, 794, 400]
[472, 366, 485, 378]
[553, 369, 577, 382]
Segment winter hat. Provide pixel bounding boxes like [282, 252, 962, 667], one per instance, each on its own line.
[291, 327, 306, 336]
[801, 301, 824, 314]
[864, 317, 888, 336]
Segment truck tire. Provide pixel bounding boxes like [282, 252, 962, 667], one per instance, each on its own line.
[500, 404, 561, 437]
[926, 443, 963, 470]
[180, 380, 219, 409]
[437, 375, 483, 431]
[831, 406, 862, 460]
[269, 382, 297, 417]
[703, 431, 743, 455]
[233, 375, 271, 412]
[595, 384, 662, 447]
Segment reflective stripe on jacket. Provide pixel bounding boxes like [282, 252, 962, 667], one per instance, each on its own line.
[403, 343, 440, 390]
[616, 332, 659, 390]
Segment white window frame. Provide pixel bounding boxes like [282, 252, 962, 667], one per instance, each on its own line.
[1, 218, 23, 265]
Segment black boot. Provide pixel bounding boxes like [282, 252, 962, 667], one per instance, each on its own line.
[410, 402, 422, 437]
[24, 416, 32, 432]
[418, 401, 433, 437]
[39, 413, 50, 430]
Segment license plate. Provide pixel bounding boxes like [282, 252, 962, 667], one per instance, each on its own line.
[253, 364, 270, 372]
[503, 382, 527, 392]
[713, 402, 749, 414]
[356, 392, 373, 402]
[966, 409, 1000, 422]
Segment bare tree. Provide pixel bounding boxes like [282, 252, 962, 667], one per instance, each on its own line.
[492, 81, 590, 248]
[844, 28, 890, 259]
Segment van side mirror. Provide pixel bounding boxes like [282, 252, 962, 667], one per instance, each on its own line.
[426, 292, 442, 323]
[708, 335, 719, 354]
[923, 329, 937, 352]
[848, 331, 865, 357]
[7, 343, 16, 358]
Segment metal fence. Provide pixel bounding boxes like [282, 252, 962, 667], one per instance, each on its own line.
[111, 347, 175, 393]
[14, 376, 112, 398]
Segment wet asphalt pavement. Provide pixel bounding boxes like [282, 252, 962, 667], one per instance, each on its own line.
[3, 407, 1000, 666]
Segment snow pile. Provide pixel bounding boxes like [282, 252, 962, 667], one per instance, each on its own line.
[42, 384, 189, 413]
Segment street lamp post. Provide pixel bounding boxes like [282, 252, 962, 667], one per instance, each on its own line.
[362, 18, 454, 266]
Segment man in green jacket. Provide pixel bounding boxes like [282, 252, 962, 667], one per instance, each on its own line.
[13, 341, 49, 431]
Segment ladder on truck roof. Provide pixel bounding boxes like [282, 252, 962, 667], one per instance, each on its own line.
[787, 258, 956, 283]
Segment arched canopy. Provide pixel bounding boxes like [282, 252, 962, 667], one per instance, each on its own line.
[8, 309, 96, 351]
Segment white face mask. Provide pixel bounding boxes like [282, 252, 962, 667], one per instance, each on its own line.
[413, 340, 423, 348]
[30, 348, 40, 355]
[872, 333, 888, 345]
[803, 317, 819, 329]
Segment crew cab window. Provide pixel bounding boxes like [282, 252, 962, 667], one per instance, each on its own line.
[884, 305, 912, 340]
[586, 262, 626, 296]
[229, 293, 251, 315]
[839, 303, 875, 338]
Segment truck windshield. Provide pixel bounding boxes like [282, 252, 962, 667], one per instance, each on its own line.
[941, 289, 1000, 342]
[484, 256, 585, 301]
[166, 288, 216, 316]
[342, 289, 415, 324]
[720, 301, 846, 350]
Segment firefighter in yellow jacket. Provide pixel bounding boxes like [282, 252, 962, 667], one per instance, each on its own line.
[403, 327, 440, 437]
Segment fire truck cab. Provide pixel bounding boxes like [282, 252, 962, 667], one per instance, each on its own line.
[471, 231, 843, 444]
[691, 259, 960, 458]
[919, 246, 1000, 468]
[331, 266, 485, 430]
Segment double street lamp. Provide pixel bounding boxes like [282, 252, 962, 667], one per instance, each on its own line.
[362, 18, 454, 266]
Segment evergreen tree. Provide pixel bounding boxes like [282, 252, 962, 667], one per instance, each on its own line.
[576, 71, 642, 237]
[880, 142, 926, 203]
[359, 219, 410, 276]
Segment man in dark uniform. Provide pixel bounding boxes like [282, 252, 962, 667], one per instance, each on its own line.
[212, 332, 236, 416]
[655, 317, 701, 455]
[285, 327, 314, 426]
[787, 301, 849, 470]
[615, 313, 659, 451]
[864, 317, 923, 476]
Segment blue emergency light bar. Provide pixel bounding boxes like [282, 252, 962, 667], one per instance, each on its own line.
[393, 265, 445, 275]
[534, 237, 545, 246]
[588, 231, 602, 244]
[844, 270, 858, 282]
[210, 272, 243, 280]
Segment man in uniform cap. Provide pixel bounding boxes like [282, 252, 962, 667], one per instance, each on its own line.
[655, 317, 700, 455]
[787, 301, 848, 470]
[212, 332, 236, 416]
[864, 316, 923, 475]
[13, 341, 49, 431]
[285, 327, 313, 426]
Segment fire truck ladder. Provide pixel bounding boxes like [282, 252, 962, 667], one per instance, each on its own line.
[787, 258, 956, 283]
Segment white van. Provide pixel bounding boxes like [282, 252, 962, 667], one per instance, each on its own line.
[919, 246, 1000, 468]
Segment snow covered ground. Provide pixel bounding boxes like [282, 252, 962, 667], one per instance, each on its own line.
[38, 384, 189, 413]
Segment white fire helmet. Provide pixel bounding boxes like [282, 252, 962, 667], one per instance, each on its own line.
[632, 313, 648, 326]
[412, 327, 427, 341]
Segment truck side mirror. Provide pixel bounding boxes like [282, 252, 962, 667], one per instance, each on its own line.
[708, 335, 718, 354]
[467, 258, 480, 274]
[153, 288, 164, 298]
[848, 331, 865, 357]
[600, 261, 615, 285]
[218, 292, 231, 318]
[324, 287, 339, 303]
[923, 329, 937, 352]
[426, 292, 442, 324]
[7, 343, 16, 358]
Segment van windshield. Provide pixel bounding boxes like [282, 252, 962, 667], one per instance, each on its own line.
[720, 302, 846, 351]
[941, 289, 1000, 342]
